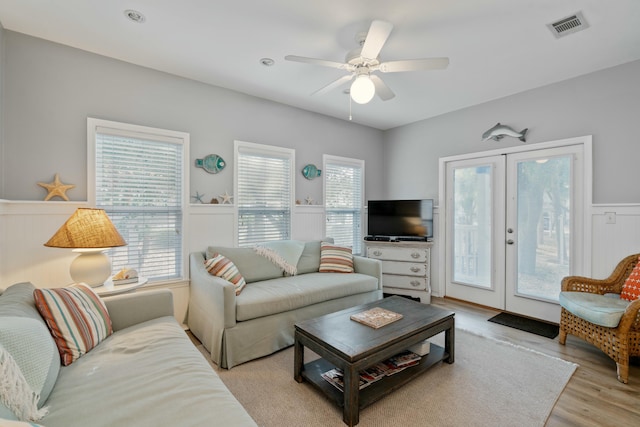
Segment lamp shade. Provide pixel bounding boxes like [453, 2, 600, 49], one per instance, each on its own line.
[45, 208, 126, 249]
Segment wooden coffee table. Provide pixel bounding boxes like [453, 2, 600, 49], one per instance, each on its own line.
[294, 296, 455, 426]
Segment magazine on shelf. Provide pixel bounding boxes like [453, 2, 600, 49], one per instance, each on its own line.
[349, 307, 403, 329]
[387, 350, 422, 368]
[321, 351, 423, 390]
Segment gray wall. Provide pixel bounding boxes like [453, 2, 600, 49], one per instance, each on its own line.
[383, 59, 640, 204]
[1, 31, 385, 204]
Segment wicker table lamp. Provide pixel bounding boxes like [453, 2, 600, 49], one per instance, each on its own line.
[45, 208, 127, 287]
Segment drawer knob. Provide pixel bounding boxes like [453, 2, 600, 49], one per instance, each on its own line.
[410, 280, 421, 287]
[411, 252, 420, 259]
[373, 250, 382, 256]
[410, 266, 421, 273]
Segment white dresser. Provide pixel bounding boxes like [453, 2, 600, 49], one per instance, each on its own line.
[364, 241, 433, 304]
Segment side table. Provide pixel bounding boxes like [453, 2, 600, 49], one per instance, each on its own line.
[93, 277, 148, 297]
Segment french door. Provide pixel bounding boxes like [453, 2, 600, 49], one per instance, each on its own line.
[444, 143, 585, 323]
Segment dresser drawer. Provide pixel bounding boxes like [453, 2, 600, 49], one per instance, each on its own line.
[381, 260, 426, 277]
[383, 274, 428, 291]
[367, 246, 429, 263]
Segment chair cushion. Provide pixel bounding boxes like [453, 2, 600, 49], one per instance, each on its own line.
[559, 292, 630, 328]
[204, 254, 247, 295]
[620, 256, 640, 301]
[33, 284, 113, 366]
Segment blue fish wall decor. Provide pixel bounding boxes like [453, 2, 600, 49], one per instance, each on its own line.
[482, 123, 528, 142]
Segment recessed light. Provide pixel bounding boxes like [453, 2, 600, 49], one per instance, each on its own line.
[260, 58, 275, 67]
[124, 9, 146, 23]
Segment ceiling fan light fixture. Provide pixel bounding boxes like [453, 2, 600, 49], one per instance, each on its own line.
[350, 74, 375, 104]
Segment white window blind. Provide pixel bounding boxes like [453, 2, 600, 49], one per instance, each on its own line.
[324, 156, 364, 254]
[94, 126, 185, 282]
[235, 142, 294, 247]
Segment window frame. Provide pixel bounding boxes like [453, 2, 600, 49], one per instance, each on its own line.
[323, 154, 365, 254]
[234, 140, 295, 247]
[87, 118, 190, 283]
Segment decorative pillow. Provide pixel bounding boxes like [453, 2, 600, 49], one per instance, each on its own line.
[0, 344, 49, 422]
[33, 284, 113, 366]
[621, 256, 640, 301]
[319, 242, 354, 273]
[204, 254, 247, 295]
[0, 317, 57, 415]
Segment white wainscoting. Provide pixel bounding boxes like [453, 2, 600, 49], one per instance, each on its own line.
[591, 204, 640, 278]
[6, 201, 634, 310]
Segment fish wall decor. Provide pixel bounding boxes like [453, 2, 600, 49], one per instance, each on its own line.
[481, 123, 528, 142]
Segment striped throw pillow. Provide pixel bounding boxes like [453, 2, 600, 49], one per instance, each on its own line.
[33, 284, 112, 366]
[205, 254, 247, 295]
[319, 243, 354, 273]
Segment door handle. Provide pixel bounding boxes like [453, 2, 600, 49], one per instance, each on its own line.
[506, 239, 514, 245]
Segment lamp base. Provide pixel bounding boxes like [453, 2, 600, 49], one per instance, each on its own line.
[70, 249, 112, 287]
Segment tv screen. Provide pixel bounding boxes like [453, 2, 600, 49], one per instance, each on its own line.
[367, 199, 433, 239]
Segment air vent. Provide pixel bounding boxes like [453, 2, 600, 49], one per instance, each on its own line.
[547, 11, 589, 38]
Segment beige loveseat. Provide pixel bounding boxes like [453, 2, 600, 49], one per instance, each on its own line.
[188, 240, 383, 369]
[0, 282, 257, 427]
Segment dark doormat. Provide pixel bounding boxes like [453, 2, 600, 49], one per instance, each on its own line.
[488, 312, 559, 339]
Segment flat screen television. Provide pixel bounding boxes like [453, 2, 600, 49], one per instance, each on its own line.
[367, 199, 434, 240]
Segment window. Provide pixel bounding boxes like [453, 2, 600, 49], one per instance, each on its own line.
[324, 155, 364, 254]
[235, 141, 294, 247]
[88, 118, 188, 282]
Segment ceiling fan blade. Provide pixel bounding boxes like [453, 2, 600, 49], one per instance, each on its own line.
[370, 75, 395, 101]
[360, 20, 393, 60]
[284, 55, 348, 70]
[312, 74, 354, 96]
[379, 57, 450, 73]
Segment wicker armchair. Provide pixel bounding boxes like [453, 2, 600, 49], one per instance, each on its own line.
[559, 253, 640, 383]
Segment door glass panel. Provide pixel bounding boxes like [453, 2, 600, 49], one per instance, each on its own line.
[516, 155, 571, 301]
[453, 165, 492, 287]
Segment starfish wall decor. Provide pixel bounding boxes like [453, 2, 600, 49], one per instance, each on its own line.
[37, 173, 76, 201]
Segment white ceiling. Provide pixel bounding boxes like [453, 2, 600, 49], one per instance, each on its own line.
[1, 0, 639, 130]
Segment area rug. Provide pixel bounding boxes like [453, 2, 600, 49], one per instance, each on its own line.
[213, 329, 577, 427]
[488, 312, 560, 339]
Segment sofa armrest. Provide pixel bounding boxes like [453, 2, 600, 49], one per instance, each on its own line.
[189, 252, 237, 329]
[354, 255, 383, 290]
[104, 289, 174, 332]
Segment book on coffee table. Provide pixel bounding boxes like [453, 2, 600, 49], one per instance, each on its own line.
[350, 307, 403, 329]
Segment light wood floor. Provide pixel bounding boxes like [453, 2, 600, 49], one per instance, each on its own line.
[430, 297, 640, 427]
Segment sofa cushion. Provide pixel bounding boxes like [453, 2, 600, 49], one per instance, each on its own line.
[207, 246, 283, 283]
[254, 240, 305, 275]
[39, 316, 257, 427]
[204, 254, 247, 295]
[559, 291, 630, 328]
[0, 283, 59, 409]
[33, 284, 113, 366]
[296, 241, 322, 274]
[236, 272, 379, 321]
[0, 419, 44, 427]
[319, 243, 354, 273]
[620, 256, 640, 301]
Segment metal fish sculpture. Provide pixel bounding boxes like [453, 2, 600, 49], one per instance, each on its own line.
[482, 123, 528, 142]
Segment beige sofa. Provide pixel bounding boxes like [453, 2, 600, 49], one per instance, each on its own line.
[0, 282, 257, 427]
[188, 240, 383, 369]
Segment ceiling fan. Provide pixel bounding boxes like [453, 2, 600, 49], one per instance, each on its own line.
[285, 20, 449, 104]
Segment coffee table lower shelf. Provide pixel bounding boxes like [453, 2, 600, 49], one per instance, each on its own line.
[301, 343, 447, 410]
